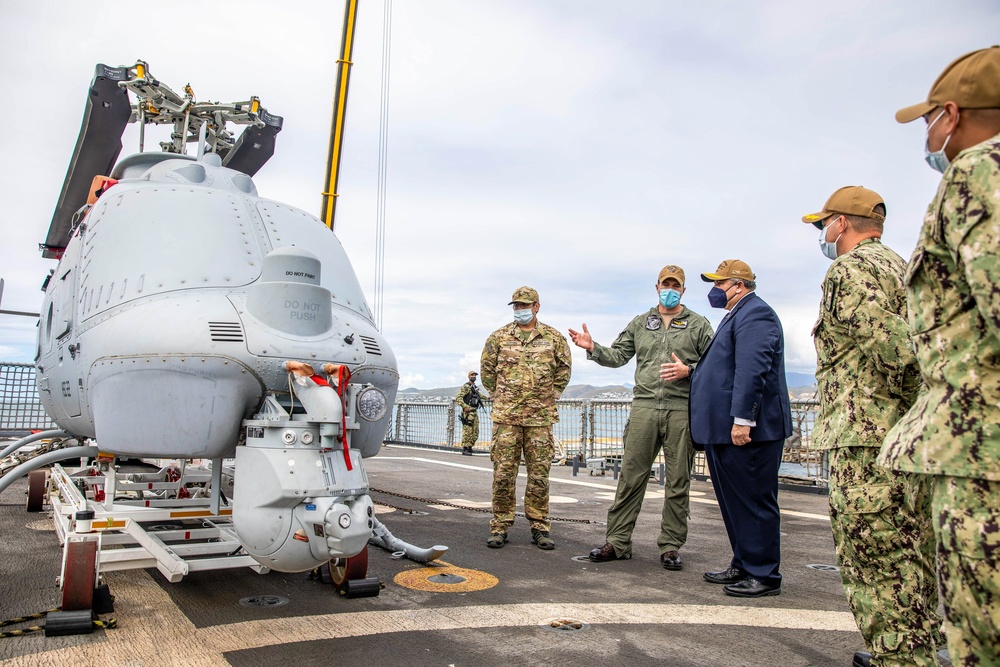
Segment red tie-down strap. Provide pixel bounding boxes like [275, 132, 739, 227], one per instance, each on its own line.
[285, 361, 350, 469]
[324, 363, 353, 471]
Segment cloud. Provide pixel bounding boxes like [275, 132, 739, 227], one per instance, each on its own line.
[398, 372, 426, 390]
[1, 0, 995, 390]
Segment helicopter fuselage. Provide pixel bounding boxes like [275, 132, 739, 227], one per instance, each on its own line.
[36, 151, 398, 461]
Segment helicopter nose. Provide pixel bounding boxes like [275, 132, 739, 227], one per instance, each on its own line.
[245, 246, 333, 336]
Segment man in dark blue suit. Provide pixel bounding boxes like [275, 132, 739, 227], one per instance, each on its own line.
[687, 259, 792, 598]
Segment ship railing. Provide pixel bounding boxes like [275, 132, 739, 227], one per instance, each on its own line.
[386, 397, 827, 488]
[0, 358, 827, 488]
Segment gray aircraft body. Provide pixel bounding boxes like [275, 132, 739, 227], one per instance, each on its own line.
[33, 62, 399, 575]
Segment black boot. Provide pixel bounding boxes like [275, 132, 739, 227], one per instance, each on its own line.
[462, 446, 473, 456]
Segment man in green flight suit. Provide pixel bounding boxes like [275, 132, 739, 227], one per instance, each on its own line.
[802, 186, 943, 667]
[455, 371, 483, 456]
[481, 286, 572, 550]
[569, 265, 712, 570]
[880, 46, 1000, 666]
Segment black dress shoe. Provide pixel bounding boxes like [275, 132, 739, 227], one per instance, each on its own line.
[660, 550, 682, 570]
[852, 652, 871, 667]
[723, 577, 781, 598]
[588, 543, 630, 562]
[703, 566, 746, 584]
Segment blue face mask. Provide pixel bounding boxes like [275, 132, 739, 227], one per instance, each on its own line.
[659, 289, 681, 309]
[924, 109, 955, 174]
[707, 285, 731, 309]
[513, 309, 534, 325]
[819, 217, 843, 261]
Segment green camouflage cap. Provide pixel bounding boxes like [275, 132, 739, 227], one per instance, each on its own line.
[508, 286, 539, 304]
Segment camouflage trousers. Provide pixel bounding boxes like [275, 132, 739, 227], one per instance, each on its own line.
[489, 423, 554, 533]
[460, 410, 479, 448]
[932, 475, 1000, 666]
[828, 447, 942, 666]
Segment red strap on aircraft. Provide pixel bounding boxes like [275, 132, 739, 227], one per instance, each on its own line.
[309, 374, 329, 387]
[326, 365, 353, 471]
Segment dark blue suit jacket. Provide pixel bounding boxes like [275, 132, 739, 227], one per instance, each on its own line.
[690, 292, 792, 446]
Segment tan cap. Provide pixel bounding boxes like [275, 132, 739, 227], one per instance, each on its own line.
[508, 286, 539, 305]
[701, 259, 755, 282]
[657, 265, 685, 286]
[801, 186, 886, 228]
[468, 371, 478, 378]
[896, 46, 1000, 123]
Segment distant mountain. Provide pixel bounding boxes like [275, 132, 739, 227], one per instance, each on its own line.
[397, 386, 463, 399]
[561, 385, 632, 400]
[786, 372, 816, 388]
[396, 384, 632, 400]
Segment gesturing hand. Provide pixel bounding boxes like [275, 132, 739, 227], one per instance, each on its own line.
[659, 353, 690, 382]
[568, 323, 594, 352]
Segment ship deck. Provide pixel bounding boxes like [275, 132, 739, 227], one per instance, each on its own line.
[0, 444, 862, 667]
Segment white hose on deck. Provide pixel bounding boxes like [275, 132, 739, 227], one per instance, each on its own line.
[368, 515, 447, 563]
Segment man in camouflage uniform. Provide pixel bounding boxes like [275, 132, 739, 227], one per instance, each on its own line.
[480, 286, 572, 550]
[455, 371, 483, 456]
[880, 47, 1000, 666]
[802, 186, 942, 667]
[569, 265, 712, 570]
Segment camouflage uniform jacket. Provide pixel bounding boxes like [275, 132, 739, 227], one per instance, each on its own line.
[455, 382, 483, 412]
[880, 134, 1000, 481]
[588, 306, 713, 410]
[480, 321, 572, 426]
[811, 238, 921, 450]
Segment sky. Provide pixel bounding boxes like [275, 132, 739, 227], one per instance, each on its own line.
[0, 0, 996, 389]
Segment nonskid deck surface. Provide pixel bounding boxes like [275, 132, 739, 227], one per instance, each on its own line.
[0, 445, 861, 667]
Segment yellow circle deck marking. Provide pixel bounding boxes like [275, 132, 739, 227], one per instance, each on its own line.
[393, 560, 499, 593]
[373, 504, 396, 514]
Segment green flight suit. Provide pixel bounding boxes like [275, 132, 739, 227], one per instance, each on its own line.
[588, 306, 713, 557]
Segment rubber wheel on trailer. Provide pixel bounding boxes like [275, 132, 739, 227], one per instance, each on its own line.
[328, 546, 369, 590]
[26, 470, 47, 512]
[62, 538, 98, 612]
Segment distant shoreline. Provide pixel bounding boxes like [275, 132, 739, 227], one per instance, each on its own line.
[397, 379, 818, 401]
